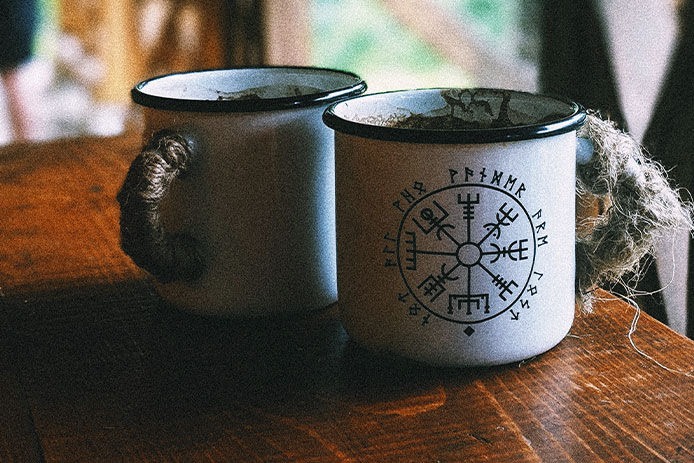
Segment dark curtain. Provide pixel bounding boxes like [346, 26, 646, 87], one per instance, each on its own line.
[538, 0, 625, 126]
[538, 0, 670, 325]
[641, 0, 694, 338]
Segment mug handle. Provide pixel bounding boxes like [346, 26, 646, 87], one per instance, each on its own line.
[117, 128, 206, 283]
[573, 112, 668, 307]
[575, 114, 616, 301]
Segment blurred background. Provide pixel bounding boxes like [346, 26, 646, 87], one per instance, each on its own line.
[0, 0, 684, 144]
[1, 0, 692, 337]
[0, 0, 543, 145]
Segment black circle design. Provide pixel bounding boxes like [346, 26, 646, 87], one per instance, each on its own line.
[396, 184, 536, 324]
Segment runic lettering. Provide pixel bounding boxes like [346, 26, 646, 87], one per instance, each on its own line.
[412, 200, 450, 234]
[393, 200, 404, 212]
[383, 232, 396, 242]
[409, 304, 421, 315]
[515, 183, 526, 198]
[537, 235, 548, 247]
[465, 167, 474, 182]
[491, 274, 518, 301]
[532, 209, 542, 220]
[534, 271, 544, 280]
[398, 292, 410, 302]
[487, 239, 529, 263]
[404, 231, 417, 270]
[449, 293, 490, 315]
[510, 310, 520, 320]
[535, 221, 546, 233]
[383, 240, 396, 268]
[447, 166, 530, 189]
[527, 285, 538, 296]
[449, 169, 458, 184]
[384, 240, 397, 267]
[413, 181, 426, 195]
[520, 299, 530, 309]
[401, 189, 416, 204]
[422, 314, 431, 326]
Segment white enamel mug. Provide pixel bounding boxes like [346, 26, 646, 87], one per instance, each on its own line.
[323, 88, 586, 366]
[118, 67, 366, 316]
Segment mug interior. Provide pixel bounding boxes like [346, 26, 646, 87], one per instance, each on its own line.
[324, 88, 585, 143]
[132, 67, 366, 112]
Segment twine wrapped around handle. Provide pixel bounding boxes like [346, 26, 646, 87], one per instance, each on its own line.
[575, 112, 694, 311]
[117, 129, 206, 283]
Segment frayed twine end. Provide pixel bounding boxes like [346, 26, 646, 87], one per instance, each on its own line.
[575, 111, 694, 312]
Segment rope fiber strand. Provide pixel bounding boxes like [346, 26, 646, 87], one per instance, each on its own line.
[575, 112, 694, 312]
[117, 129, 206, 283]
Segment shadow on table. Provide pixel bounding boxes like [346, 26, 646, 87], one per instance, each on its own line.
[3, 279, 501, 426]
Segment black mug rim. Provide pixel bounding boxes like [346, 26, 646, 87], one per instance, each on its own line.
[131, 66, 367, 113]
[322, 88, 587, 144]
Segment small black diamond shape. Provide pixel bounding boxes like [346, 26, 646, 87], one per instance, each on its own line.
[464, 326, 475, 336]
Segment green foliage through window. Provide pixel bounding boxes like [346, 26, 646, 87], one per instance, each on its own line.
[310, 0, 474, 92]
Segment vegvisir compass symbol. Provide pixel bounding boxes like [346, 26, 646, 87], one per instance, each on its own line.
[396, 183, 536, 324]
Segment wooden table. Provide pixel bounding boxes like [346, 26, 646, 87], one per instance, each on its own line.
[1, 136, 692, 463]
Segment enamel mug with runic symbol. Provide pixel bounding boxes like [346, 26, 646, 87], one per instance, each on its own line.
[323, 88, 586, 366]
[118, 67, 366, 316]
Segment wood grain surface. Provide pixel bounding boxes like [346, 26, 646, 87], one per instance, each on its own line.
[0, 136, 692, 462]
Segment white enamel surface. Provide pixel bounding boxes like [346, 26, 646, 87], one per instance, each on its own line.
[144, 105, 337, 315]
[335, 132, 577, 366]
[139, 68, 360, 101]
[331, 88, 576, 128]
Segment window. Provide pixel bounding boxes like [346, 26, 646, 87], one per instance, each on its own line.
[309, 0, 538, 92]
